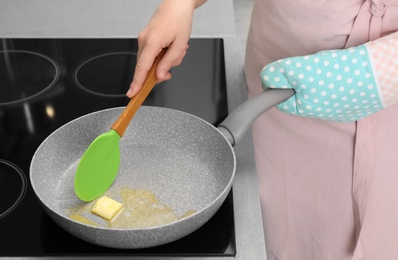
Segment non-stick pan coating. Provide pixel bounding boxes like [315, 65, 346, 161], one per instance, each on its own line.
[30, 106, 236, 248]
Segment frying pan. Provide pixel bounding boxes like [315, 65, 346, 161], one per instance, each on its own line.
[30, 88, 294, 249]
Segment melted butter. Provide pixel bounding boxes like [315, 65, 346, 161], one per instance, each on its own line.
[109, 188, 177, 228]
[69, 213, 98, 226]
[68, 187, 196, 228]
[180, 210, 196, 219]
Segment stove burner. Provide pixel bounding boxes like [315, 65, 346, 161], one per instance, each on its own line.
[0, 50, 60, 106]
[0, 159, 27, 219]
[73, 52, 137, 98]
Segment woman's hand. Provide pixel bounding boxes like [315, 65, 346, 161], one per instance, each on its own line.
[127, 0, 206, 98]
[261, 32, 398, 122]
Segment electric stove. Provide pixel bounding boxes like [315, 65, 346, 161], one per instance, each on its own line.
[0, 38, 236, 257]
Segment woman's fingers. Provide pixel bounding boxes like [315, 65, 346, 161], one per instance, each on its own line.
[155, 43, 188, 81]
[127, 42, 189, 98]
[126, 0, 199, 98]
[127, 46, 161, 98]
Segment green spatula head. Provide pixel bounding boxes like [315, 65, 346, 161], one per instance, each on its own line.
[74, 129, 121, 202]
[74, 49, 167, 202]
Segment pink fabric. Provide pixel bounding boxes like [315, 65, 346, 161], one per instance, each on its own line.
[366, 32, 398, 107]
[244, 0, 398, 259]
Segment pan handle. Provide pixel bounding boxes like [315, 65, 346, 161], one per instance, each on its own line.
[217, 88, 294, 146]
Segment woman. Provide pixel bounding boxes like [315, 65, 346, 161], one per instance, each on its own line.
[127, 0, 398, 259]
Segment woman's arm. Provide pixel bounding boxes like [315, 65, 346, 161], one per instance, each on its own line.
[126, 0, 206, 98]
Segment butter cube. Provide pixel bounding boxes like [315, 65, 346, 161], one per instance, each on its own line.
[92, 196, 123, 220]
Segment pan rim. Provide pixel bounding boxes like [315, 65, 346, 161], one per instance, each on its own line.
[30, 105, 237, 232]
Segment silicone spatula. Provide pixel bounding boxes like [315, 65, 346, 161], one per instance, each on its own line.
[74, 49, 166, 202]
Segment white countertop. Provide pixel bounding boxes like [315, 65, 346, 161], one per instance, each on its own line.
[0, 0, 235, 38]
[0, 0, 266, 259]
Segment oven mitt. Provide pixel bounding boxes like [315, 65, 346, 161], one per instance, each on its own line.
[260, 32, 398, 122]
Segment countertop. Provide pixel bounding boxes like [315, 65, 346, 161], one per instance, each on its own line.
[0, 0, 266, 259]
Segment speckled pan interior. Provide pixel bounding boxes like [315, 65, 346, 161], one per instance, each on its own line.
[30, 106, 236, 249]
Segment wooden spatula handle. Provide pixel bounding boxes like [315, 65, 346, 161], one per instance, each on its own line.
[111, 49, 167, 137]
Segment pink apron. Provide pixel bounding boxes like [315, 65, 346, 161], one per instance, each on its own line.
[244, 0, 398, 259]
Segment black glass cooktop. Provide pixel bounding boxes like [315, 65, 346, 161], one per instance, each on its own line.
[0, 38, 235, 257]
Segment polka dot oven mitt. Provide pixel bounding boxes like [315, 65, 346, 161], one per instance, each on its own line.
[261, 32, 398, 122]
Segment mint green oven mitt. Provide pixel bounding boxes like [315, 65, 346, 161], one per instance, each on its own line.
[260, 32, 398, 122]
